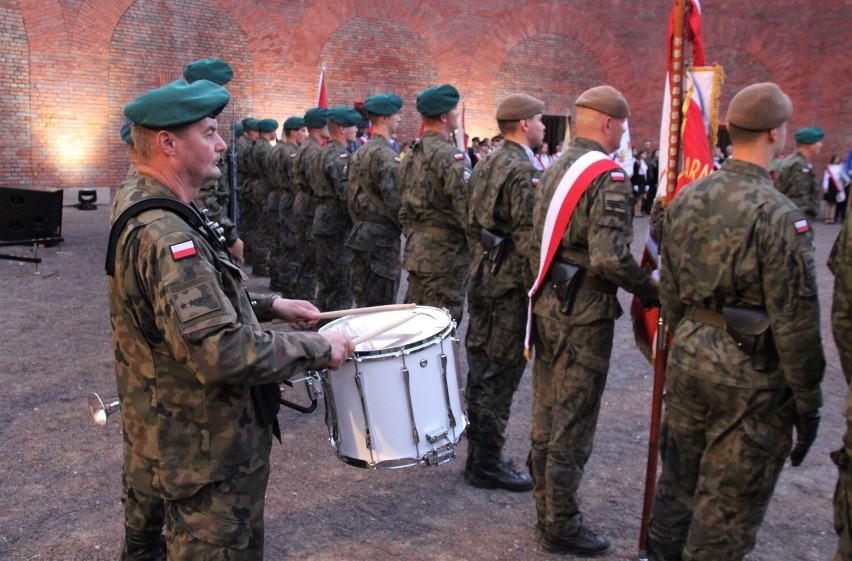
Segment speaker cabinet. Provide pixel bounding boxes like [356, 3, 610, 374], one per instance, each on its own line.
[0, 187, 63, 244]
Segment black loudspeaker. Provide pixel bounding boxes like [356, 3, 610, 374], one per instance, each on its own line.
[0, 187, 63, 244]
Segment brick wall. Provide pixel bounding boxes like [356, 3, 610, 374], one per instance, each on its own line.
[4, 0, 851, 190]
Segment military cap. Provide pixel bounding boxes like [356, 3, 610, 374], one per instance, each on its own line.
[304, 107, 329, 128]
[242, 117, 259, 131]
[416, 84, 460, 117]
[256, 118, 279, 132]
[575, 86, 630, 119]
[183, 58, 234, 86]
[496, 93, 545, 120]
[726, 82, 792, 131]
[119, 118, 133, 145]
[283, 116, 306, 130]
[364, 93, 403, 116]
[234, 123, 244, 137]
[794, 126, 824, 145]
[327, 106, 362, 127]
[124, 79, 230, 129]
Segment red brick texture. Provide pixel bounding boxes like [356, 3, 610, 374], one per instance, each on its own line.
[3, 0, 850, 190]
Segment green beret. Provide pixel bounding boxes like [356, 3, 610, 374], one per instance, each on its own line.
[416, 84, 460, 117]
[183, 58, 234, 86]
[364, 93, 403, 116]
[727, 82, 792, 132]
[256, 118, 279, 132]
[283, 116, 306, 130]
[575, 86, 630, 119]
[794, 126, 825, 145]
[303, 107, 329, 128]
[327, 106, 362, 127]
[120, 118, 133, 145]
[234, 123, 244, 137]
[124, 79, 230, 129]
[242, 118, 259, 131]
[496, 93, 544, 120]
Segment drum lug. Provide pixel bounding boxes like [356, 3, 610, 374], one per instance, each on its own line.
[424, 443, 456, 466]
[426, 429, 448, 444]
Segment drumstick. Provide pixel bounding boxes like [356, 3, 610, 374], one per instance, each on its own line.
[317, 303, 416, 320]
[351, 312, 418, 345]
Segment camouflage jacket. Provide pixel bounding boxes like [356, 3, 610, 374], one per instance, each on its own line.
[193, 156, 238, 245]
[398, 130, 472, 273]
[467, 139, 539, 297]
[293, 136, 323, 218]
[829, 214, 852, 447]
[108, 173, 332, 500]
[775, 151, 820, 218]
[311, 139, 352, 236]
[268, 140, 299, 215]
[531, 137, 658, 324]
[662, 158, 824, 412]
[249, 139, 274, 206]
[347, 134, 402, 251]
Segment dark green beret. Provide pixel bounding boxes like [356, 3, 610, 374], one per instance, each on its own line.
[794, 126, 825, 145]
[727, 82, 791, 131]
[416, 84, 459, 117]
[256, 118, 279, 132]
[327, 106, 362, 127]
[183, 58, 233, 86]
[124, 79, 230, 129]
[242, 118, 259, 131]
[120, 118, 133, 145]
[283, 116, 306, 130]
[304, 107, 329, 128]
[234, 123, 244, 137]
[364, 93, 403, 116]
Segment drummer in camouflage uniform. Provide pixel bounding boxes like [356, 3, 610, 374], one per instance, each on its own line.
[110, 79, 353, 561]
[398, 84, 472, 323]
[774, 125, 824, 219]
[648, 83, 825, 561]
[463, 93, 545, 493]
[268, 116, 306, 292]
[346, 93, 404, 307]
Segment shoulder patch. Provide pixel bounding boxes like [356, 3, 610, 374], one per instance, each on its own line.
[463, 169, 472, 184]
[532, 177, 540, 186]
[339, 153, 349, 159]
[610, 170, 626, 181]
[394, 156, 401, 164]
[454, 153, 465, 161]
[794, 219, 810, 234]
[170, 240, 197, 260]
[290, 153, 296, 158]
[604, 193, 628, 215]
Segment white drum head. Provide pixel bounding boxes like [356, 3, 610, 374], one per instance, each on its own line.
[319, 306, 452, 356]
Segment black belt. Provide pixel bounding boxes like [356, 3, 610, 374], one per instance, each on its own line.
[684, 306, 726, 328]
[408, 223, 463, 238]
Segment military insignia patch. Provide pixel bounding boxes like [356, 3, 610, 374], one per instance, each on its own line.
[794, 219, 810, 233]
[610, 171, 626, 181]
[463, 169, 471, 184]
[801, 168, 810, 173]
[339, 153, 349, 159]
[394, 157, 401, 163]
[290, 153, 296, 158]
[532, 177, 540, 186]
[604, 194, 628, 215]
[170, 240, 197, 260]
[454, 153, 465, 161]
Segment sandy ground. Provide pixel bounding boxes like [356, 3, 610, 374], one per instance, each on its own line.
[0, 203, 846, 560]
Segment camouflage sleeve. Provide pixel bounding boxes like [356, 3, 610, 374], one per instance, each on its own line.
[375, 149, 402, 222]
[330, 153, 350, 203]
[762, 207, 824, 413]
[506, 166, 536, 283]
[588, 172, 659, 305]
[136, 227, 332, 385]
[829, 217, 852, 383]
[440, 151, 472, 229]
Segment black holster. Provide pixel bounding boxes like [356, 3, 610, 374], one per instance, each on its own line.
[551, 261, 584, 316]
[480, 228, 508, 275]
[722, 306, 778, 372]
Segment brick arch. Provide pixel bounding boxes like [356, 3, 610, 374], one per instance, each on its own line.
[0, 1, 32, 186]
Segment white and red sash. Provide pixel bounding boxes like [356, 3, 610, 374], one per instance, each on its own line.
[524, 151, 621, 357]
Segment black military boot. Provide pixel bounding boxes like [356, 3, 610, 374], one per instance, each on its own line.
[466, 457, 534, 492]
[540, 525, 615, 557]
[119, 530, 166, 561]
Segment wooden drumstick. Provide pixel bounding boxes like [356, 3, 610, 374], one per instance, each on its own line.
[317, 303, 416, 320]
[351, 312, 418, 346]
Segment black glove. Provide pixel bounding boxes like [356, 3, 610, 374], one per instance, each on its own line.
[790, 410, 820, 467]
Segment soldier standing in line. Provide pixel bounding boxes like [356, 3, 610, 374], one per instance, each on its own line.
[248, 118, 279, 277]
[110, 79, 354, 561]
[775, 125, 825, 219]
[268, 116, 307, 293]
[346, 93, 404, 307]
[398, 84, 472, 324]
[528, 86, 659, 557]
[647, 83, 825, 561]
[829, 210, 851, 561]
[311, 106, 361, 311]
[237, 117, 261, 269]
[291, 107, 329, 302]
[463, 93, 545, 493]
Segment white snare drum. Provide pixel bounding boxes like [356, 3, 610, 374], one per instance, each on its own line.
[318, 306, 467, 469]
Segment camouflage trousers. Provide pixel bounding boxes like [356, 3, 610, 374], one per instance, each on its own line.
[464, 288, 528, 465]
[647, 373, 794, 561]
[404, 265, 469, 325]
[121, 471, 166, 561]
[528, 316, 613, 535]
[250, 207, 276, 277]
[270, 221, 300, 294]
[237, 182, 259, 267]
[350, 242, 401, 308]
[314, 232, 353, 312]
[290, 214, 318, 302]
[834, 445, 852, 561]
[166, 463, 269, 561]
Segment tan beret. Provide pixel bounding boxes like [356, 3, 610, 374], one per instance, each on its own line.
[496, 93, 545, 120]
[726, 82, 792, 131]
[575, 85, 630, 119]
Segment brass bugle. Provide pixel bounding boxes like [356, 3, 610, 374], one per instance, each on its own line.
[88, 392, 120, 427]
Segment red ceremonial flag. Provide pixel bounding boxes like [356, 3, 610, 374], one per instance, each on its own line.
[317, 65, 328, 108]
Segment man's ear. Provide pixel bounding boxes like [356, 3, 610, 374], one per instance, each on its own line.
[157, 131, 177, 156]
